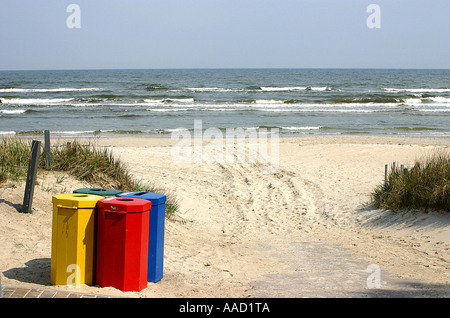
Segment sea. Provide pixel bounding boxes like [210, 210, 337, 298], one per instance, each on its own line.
[0, 68, 449, 137]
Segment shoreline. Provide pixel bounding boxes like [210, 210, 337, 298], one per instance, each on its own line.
[2, 131, 450, 138]
[6, 132, 450, 141]
[6, 134, 450, 150]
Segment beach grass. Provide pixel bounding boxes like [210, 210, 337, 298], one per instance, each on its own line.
[0, 138, 179, 218]
[48, 140, 135, 190]
[0, 138, 31, 184]
[371, 152, 450, 213]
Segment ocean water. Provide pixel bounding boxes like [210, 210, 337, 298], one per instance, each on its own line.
[0, 69, 449, 137]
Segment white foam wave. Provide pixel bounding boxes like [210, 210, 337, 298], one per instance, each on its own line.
[0, 131, 16, 135]
[402, 96, 450, 107]
[254, 99, 284, 104]
[147, 101, 402, 112]
[144, 98, 195, 104]
[51, 130, 96, 135]
[69, 103, 102, 107]
[164, 128, 190, 133]
[208, 108, 238, 112]
[419, 109, 450, 112]
[428, 96, 450, 103]
[260, 86, 305, 91]
[143, 99, 163, 105]
[0, 87, 102, 93]
[0, 109, 26, 114]
[183, 87, 240, 92]
[384, 88, 450, 93]
[260, 86, 330, 91]
[404, 98, 422, 104]
[167, 98, 195, 103]
[281, 126, 322, 130]
[146, 106, 247, 112]
[170, 86, 335, 92]
[146, 108, 189, 112]
[1, 98, 73, 104]
[258, 109, 376, 113]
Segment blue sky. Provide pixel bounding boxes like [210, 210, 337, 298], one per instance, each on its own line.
[1, 0, 449, 70]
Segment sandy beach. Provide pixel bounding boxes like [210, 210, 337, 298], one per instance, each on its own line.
[1, 135, 449, 298]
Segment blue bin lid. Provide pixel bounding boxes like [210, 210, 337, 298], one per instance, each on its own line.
[117, 191, 167, 205]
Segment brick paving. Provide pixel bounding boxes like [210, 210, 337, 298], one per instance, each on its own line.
[1, 286, 119, 298]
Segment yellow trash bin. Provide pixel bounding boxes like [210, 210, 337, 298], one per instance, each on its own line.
[50, 193, 104, 286]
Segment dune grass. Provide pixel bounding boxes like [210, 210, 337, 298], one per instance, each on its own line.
[0, 138, 31, 184]
[371, 152, 450, 213]
[0, 138, 179, 218]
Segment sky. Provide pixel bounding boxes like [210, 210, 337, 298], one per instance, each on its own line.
[0, 0, 449, 70]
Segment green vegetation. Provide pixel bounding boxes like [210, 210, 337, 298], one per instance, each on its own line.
[16, 130, 45, 135]
[0, 138, 179, 218]
[0, 138, 31, 184]
[371, 153, 450, 213]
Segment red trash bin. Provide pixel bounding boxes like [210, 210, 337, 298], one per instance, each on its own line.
[96, 197, 152, 292]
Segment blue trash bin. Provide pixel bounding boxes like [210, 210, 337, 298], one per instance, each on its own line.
[117, 191, 167, 283]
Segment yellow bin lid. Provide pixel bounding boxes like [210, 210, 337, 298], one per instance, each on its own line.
[52, 193, 105, 209]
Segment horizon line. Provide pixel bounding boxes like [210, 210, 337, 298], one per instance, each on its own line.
[1, 67, 450, 72]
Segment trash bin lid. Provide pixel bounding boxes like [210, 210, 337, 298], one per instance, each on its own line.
[52, 193, 105, 209]
[117, 192, 167, 205]
[97, 197, 152, 213]
[73, 188, 123, 196]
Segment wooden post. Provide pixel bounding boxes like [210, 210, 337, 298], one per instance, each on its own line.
[21, 140, 41, 213]
[384, 164, 388, 184]
[44, 130, 51, 170]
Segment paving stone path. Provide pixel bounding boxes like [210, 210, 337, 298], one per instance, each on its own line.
[1, 286, 117, 298]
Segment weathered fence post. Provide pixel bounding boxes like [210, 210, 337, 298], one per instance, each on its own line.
[44, 130, 51, 170]
[384, 164, 388, 184]
[21, 140, 41, 213]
